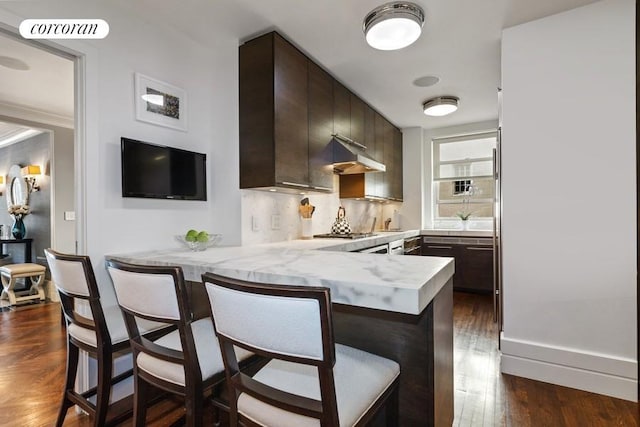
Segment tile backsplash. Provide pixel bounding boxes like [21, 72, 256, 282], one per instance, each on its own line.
[241, 177, 401, 245]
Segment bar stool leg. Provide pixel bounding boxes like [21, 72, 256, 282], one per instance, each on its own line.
[95, 348, 112, 427]
[56, 341, 79, 427]
[134, 374, 149, 427]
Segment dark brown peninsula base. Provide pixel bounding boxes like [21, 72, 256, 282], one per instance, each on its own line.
[187, 278, 453, 426]
[332, 279, 454, 427]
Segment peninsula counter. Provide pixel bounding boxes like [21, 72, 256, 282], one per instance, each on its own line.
[107, 242, 454, 426]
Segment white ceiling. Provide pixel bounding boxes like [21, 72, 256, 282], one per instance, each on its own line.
[116, 0, 599, 129]
[0, 33, 74, 119]
[0, 0, 598, 132]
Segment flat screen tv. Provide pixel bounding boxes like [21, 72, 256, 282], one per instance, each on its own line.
[121, 137, 207, 200]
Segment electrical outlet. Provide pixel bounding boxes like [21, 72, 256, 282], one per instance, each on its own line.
[271, 214, 280, 230]
[64, 211, 76, 221]
[251, 216, 259, 231]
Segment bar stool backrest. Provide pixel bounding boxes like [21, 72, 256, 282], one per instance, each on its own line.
[202, 272, 339, 425]
[44, 249, 109, 346]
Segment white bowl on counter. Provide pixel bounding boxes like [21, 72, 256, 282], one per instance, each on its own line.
[175, 234, 222, 251]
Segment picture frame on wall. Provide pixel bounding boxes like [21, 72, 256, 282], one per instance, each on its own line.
[134, 73, 187, 131]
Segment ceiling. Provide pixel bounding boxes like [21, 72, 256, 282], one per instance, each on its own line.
[0, 0, 598, 133]
[0, 33, 74, 119]
[116, 0, 599, 129]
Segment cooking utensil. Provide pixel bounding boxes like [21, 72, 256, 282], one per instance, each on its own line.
[298, 197, 315, 219]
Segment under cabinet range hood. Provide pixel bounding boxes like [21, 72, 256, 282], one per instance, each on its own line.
[331, 134, 386, 174]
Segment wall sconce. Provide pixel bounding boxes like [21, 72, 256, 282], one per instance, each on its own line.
[0, 176, 4, 196]
[21, 165, 41, 193]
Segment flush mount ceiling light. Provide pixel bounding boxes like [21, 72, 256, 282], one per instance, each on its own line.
[422, 96, 459, 117]
[0, 56, 29, 71]
[363, 2, 425, 51]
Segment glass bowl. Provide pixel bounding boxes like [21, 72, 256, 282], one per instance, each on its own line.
[175, 234, 222, 251]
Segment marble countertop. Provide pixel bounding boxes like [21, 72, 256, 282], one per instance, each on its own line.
[107, 229, 453, 315]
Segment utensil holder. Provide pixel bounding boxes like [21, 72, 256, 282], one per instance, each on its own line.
[301, 218, 313, 239]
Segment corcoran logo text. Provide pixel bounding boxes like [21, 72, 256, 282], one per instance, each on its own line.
[19, 19, 109, 39]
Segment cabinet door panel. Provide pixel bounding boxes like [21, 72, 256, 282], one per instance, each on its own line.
[382, 117, 393, 199]
[363, 105, 378, 197]
[459, 246, 493, 292]
[274, 34, 308, 185]
[350, 94, 365, 144]
[333, 81, 350, 138]
[374, 112, 386, 198]
[392, 127, 403, 200]
[239, 34, 275, 188]
[308, 61, 334, 190]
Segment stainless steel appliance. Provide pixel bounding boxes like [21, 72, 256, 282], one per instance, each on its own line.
[331, 133, 386, 174]
[389, 239, 404, 255]
[403, 236, 421, 255]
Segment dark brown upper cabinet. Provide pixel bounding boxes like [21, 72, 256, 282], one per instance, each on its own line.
[390, 126, 403, 201]
[240, 32, 328, 192]
[333, 81, 351, 139]
[240, 31, 402, 198]
[307, 61, 334, 191]
[340, 110, 403, 201]
[363, 104, 380, 198]
[350, 93, 365, 144]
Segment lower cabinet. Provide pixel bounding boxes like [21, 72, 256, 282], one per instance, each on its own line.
[421, 236, 493, 293]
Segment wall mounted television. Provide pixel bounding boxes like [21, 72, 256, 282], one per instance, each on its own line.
[121, 137, 207, 200]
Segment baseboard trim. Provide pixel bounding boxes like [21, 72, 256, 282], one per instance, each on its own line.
[501, 334, 637, 401]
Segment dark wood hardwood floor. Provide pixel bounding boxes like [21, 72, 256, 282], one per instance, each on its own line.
[1, 294, 638, 426]
[453, 292, 639, 427]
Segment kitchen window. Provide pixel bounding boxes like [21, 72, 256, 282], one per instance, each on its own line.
[432, 131, 497, 221]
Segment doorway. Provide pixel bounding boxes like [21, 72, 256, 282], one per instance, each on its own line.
[0, 30, 77, 260]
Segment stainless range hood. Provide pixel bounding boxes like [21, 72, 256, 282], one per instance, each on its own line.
[331, 133, 386, 174]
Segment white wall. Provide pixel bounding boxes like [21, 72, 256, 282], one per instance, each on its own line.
[399, 127, 424, 230]
[501, 0, 636, 400]
[0, 115, 76, 254]
[0, 1, 246, 395]
[0, 2, 243, 303]
[51, 125, 75, 254]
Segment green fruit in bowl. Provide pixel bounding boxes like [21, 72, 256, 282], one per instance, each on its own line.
[196, 231, 209, 243]
[185, 229, 198, 242]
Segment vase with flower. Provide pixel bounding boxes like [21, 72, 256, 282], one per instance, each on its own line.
[456, 186, 474, 230]
[8, 204, 29, 239]
[456, 211, 472, 230]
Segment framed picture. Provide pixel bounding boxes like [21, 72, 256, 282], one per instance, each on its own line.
[134, 73, 187, 131]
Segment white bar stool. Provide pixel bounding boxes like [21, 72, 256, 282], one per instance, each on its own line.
[0, 263, 46, 305]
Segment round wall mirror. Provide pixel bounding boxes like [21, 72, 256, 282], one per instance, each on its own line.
[6, 165, 28, 209]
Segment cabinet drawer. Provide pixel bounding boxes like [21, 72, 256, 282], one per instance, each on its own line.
[420, 237, 494, 293]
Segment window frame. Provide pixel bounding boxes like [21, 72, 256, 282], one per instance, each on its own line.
[432, 131, 497, 221]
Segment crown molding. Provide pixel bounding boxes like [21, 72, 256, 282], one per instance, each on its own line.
[0, 100, 73, 129]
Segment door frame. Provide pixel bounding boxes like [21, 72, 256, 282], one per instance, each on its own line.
[635, 0, 640, 401]
[0, 7, 91, 391]
[0, 12, 90, 256]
